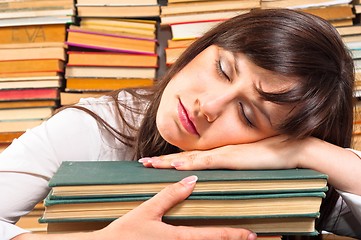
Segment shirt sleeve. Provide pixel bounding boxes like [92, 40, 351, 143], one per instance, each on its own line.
[322, 148, 361, 238]
[0, 108, 102, 239]
[0, 221, 29, 240]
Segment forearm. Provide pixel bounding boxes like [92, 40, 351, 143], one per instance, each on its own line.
[299, 137, 361, 195]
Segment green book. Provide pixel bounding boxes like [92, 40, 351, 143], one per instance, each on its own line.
[48, 161, 328, 199]
[41, 212, 320, 236]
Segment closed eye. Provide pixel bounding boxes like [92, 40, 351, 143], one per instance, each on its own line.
[215, 59, 230, 81]
[239, 102, 254, 128]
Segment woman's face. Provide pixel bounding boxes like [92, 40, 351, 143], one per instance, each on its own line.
[156, 45, 296, 151]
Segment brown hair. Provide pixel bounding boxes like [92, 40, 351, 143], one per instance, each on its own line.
[135, 9, 354, 231]
[62, 9, 355, 231]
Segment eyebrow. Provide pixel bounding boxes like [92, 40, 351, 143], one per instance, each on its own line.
[231, 52, 273, 128]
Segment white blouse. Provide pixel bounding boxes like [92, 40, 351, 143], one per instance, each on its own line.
[0, 91, 360, 239]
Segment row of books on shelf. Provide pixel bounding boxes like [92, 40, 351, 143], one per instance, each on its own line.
[0, 0, 163, 145]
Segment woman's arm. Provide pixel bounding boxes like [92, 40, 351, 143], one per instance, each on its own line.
[13, 176, 257, 240]
[140, 136, 361, 195]
[0, 108, 103, 239]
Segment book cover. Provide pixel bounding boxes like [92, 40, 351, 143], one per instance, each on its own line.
[0, 47, 66, 61]
[76, 5, 160, 18]
[41, 191, 325, 232]
[67, 51, 158, 67]
[60, 92, 103, 106]
[0, 0, 73, 11]
[0, 24, 67, 44]
[0, 131, 23, 143]
[0, 8, 74, 20]
[76, 0, 158, 5]
[0, 16, 74, 27]
[48, 161, 328, 199]
[66, 28, 157, 55]
[0, 80, 61, 90]
[0, 88, 59, 101]
[0, 59, 64, 74]
[161, 0, 260, 16]
[0, 100, 57, 109]
[65, 78, 154, 91]
[170, 19, 226, 40]
[65, 66, 156, 79]
[0, 107, 53, 121]
[261, 0, 352, 9]
[0, 119, 44, 133]
[42, 213, 319, 236]
[301, 4, 354, 22]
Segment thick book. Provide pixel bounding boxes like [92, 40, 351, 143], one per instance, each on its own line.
[48, 161, 328, 199]
[65, 66, 156, 79]
[0, 24, 67, 44]
[0, 120, 44, 133]
[261, 0, 351, 9]
[0, 100, 57, 109]
[67, 51, 158, 67]
[170, 19, 225, 40]
[74, 19, 157, 39]
[65, 78, 154, 91]
[42, 191, 325, 221]
[0, 47, 66, 61]
[76, 5, 160, 18]
[0, 107, 53, 121]
[0, 59, 64, 74]
[160, 9, 247, 25]
[0, 88, 58, 101]
[161, 0, 260, 16]
[0, 131, 23, 143]
[42, 213, 318, 236]
[66, 28, 157, 55]
[60, 92, 103, 106]
[0, 80, 61, 90]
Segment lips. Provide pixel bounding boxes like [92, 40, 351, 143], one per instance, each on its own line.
[178, 100, 199, 136]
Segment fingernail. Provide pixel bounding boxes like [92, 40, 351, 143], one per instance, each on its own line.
[171, 161, 184, 167]
[181, 175, 198, 185]
[138, 157, 152, 163]
[247, 233, 257, 240]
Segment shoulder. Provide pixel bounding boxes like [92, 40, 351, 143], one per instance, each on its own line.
[74, 90, 148, 124]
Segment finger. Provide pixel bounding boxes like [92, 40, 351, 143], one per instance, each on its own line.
[139, 151, 198, 169]
[135, 175, 198, 218]
[162, 148, 235, 170]
[174, 225, 257, 240]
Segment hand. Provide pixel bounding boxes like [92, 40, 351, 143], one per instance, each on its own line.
[95, 176, 257, 240]
[139, 135, 310, 170]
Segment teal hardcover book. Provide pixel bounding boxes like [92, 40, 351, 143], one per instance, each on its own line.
[48, 161, 328, 199]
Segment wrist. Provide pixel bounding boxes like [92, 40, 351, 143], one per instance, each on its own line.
[295, 137, 324, 169]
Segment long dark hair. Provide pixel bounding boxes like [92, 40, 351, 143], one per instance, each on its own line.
[135, 9, 354, 231]
[62, 9, 355, 231]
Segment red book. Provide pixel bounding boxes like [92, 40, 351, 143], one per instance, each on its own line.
[0, 88, 58, 101]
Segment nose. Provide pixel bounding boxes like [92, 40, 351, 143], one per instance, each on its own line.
[197, 90, 237, 122]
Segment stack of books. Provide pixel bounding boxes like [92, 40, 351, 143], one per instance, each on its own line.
[15, 201, 47, 233]
[161, 0, 261, 66]
[40, 161, 328, 238]
[261, 0, 355, 27]
[61, 0, 160, 106]
[0, 0, 75, 148]
[352, 101, 361, 151]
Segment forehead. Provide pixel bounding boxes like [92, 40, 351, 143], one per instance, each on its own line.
[230, 51, 298, 93]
